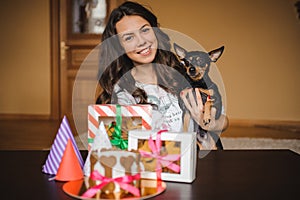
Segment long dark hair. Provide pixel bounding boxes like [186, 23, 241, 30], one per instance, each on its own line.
[96, 1, 185, 104]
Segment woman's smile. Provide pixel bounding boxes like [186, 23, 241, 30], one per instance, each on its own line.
[137, 45, 152, 56]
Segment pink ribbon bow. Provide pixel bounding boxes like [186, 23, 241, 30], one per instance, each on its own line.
[139, 129, 181, 180]
[81, 170, 141, 198]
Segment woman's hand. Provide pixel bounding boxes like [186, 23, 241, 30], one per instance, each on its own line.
[180, 88, 228, 132]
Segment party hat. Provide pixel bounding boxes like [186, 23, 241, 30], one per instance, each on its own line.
[63, 179, 84, 196]
[42, 116, 84, 175]
[93, 121, 112, 150]
[83, 121, 112, 176]
[55, 139, 83, 181]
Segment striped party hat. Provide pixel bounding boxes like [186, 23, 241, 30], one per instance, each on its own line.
[42, 115, 84, 175]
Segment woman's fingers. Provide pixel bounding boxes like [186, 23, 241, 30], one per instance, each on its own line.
[195, 88, 203, 110]
[210, 107, 216, 120]
[181, 88, 204, 127]
[188, 89, 198, 109]
[180, 89, 192, 111]
[181, 88, 204, 113]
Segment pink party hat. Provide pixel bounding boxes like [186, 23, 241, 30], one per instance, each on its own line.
[55, 139, 83, 181]
[42, 115, 83, 175]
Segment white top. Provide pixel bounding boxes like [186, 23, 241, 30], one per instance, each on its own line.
[114, 82, 184, 132]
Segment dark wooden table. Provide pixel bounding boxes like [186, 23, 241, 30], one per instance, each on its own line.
[1, 150, 299, 200]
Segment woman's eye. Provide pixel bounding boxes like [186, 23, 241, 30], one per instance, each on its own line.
[141, 27, 150, 33]
[124, 35, 133, 42]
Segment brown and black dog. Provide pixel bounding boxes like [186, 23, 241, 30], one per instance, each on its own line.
[174, 43, 224, 150]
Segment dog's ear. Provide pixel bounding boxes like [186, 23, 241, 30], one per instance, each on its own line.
[173, 43, 187, 59]
[208, 46, 224, 62]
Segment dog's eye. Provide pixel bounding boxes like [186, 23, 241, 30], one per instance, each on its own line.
[183, 59, 190, 67]
[180, 58, 190, 67]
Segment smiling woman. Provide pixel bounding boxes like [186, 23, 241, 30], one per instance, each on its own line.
[96, 1, 184, 106]
[95, 1, 228, 150]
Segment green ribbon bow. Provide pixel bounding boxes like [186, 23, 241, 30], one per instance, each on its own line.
[110, 105, 128, 150]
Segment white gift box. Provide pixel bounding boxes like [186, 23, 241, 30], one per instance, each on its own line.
[128, 130, 197, 183]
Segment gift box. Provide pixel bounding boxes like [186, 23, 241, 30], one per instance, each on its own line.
[128, 130, 197, 183]
[88, 104, 152, 150]
[82, 150, 142, 199]
[66, 149, 167, 199]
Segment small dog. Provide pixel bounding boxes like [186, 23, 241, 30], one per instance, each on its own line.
[174, 43, 224, 150]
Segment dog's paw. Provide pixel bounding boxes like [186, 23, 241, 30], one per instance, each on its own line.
[202, 105, 212, 125]
[203, 118, 211, 126]
[196, 130, 216, 150]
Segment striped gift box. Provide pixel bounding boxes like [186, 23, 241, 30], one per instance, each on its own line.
[87, 104, 152, 150]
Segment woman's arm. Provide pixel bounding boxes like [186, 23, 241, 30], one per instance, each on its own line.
[180, 88, 228, 132]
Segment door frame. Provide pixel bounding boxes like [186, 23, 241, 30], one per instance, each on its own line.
[50, 0, 60, 120]
[49, 0, 124, 120]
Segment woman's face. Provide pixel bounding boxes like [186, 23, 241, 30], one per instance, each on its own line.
[116, 15, 158, 65]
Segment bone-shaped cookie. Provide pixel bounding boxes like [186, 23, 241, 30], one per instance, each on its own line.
[99, 155, 117, 199]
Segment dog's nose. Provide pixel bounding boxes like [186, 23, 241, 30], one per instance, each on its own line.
[189, 66, 196, 75]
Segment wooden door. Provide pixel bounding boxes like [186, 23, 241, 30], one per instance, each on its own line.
[58, 0, 124, 133]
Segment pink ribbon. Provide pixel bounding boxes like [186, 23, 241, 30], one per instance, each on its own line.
[81, 170, 141, 198]
[139, 129, 181, 180]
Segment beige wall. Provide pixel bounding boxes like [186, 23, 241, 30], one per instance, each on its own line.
[137, 0, 300, 121]
[0, 0, 300, 122]
[0, 0, 50, 115]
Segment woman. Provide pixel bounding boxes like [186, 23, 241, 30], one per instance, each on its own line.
[96, 1, 228, 149]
